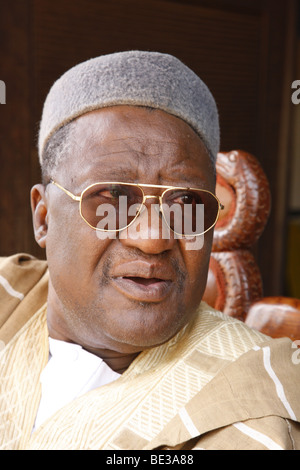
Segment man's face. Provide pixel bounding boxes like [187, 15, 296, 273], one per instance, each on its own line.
[38, 106, 215, 354]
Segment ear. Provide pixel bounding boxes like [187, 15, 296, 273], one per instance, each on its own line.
[30, 184, 48, 248]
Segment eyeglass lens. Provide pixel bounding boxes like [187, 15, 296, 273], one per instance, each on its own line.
[80, 183, 219, 235]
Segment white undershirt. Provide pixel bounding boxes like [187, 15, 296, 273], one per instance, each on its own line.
[33, 337, 121, 431]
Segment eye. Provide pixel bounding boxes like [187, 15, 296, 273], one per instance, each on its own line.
[90, 185, 126, 200]
[171, 191, 201, 206]
[101, 188, 120, 199]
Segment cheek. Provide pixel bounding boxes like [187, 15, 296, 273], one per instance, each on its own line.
[45, 205, 112, 289]
[180, 233, 212, 299]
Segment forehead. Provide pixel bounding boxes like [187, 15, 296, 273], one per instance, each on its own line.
[61, 106, 214, 188]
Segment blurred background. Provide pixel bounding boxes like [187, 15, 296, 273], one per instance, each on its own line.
[0, 0, 299, 298]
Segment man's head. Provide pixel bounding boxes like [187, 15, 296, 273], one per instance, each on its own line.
[31, 51, 220, 364]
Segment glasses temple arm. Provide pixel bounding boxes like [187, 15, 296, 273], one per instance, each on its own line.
[50, 180, 81, 201]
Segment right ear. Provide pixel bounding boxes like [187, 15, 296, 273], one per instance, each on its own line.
[30, 184, 48, 248]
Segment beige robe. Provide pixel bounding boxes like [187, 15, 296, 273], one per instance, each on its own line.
[0, 253, 299, 450]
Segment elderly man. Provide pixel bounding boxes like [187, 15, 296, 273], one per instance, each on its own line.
[0, 51, 299, 450]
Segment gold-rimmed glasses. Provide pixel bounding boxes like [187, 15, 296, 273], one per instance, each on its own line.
[50, 180, 224, 237]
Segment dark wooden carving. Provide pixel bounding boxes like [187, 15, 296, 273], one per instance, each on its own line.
[203, 150, 271, 320]
[203, 150, 300, 341]
[206, 251, 263, 322]
[213, 150, 271, 252]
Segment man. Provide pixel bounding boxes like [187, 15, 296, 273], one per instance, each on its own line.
[0, 51, 299, 450]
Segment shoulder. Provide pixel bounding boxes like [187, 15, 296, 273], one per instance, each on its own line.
[192, 301, 270, 361]
[0, 253, 47, 299]
[0, 253, 48, 342]
[0, 252, 47, 272]
[149, 322, 300, 450]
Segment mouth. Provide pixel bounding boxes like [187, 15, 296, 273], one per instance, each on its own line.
[112, 276, 173, 302]
[123, 276, 166, 286]
[110, 260, 176, 302]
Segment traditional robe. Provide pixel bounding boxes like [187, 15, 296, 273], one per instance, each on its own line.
[0, 254, 299, 450]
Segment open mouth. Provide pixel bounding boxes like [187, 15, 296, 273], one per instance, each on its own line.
[110, 260, 175, 302]
[112, 275, 172, 302]
[122, 276, 166, 286]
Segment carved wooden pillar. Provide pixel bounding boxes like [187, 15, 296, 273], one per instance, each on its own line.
[203, 150, 271, 321]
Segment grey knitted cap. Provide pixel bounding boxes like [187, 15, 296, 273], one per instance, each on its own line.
[38, 50, 220, 164]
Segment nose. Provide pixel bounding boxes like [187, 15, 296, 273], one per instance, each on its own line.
[119, 198, 176, 254]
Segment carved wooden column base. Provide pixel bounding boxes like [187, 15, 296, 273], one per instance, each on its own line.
[203, 250, 263, 322]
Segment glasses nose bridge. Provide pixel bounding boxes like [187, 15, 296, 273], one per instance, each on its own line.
[143, 194, 161, 202]
[141, 193, 164, 211]
[140, 194, 163, 217]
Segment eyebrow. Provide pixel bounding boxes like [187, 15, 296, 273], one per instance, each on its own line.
[87, 168, 138, 183]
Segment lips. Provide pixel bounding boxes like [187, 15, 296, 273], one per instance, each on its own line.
[110, 261, 175, 302]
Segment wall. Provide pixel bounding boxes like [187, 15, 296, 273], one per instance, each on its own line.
[290, 40, 300, 212]
[286, 36, 300, 297]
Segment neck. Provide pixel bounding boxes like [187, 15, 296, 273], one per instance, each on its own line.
[83, 346, 140, 374]
[46, 282, 143, 373]
[47, 317, 141, 373]
[48, 323, 140, 373]
[46, 300, 141, 374]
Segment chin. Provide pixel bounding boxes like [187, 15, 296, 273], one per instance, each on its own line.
[101, 305, 194, 351]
